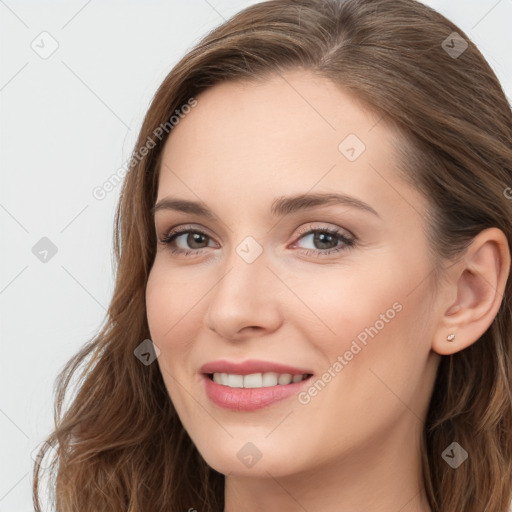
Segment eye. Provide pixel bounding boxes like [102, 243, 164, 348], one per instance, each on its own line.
[159, 225, 216, 256]
[291, 224, 356, 257]
[158, 223, 356, 258]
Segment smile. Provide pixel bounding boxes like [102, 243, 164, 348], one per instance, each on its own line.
[202, 374, 314, 411]
[210, 372, 311, 388]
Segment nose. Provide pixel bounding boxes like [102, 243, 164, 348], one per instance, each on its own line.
[203, 248, 283, 341]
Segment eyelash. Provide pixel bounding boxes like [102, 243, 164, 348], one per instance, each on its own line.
[158, 224, 356, 258]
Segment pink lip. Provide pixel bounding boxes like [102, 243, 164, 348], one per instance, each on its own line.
[199, 359, 314, 411]
[202, 376, 312, 411]
[199, 359, 312, 375]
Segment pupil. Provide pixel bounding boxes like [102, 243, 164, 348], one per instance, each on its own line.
[186, 232, 338, 250]
[189, 233, 206, 248]
[315, 232, 336, 249]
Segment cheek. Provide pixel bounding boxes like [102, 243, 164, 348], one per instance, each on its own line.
[145, 262, 213, 390]
[146, 263, 199, 345]
[293, 265, 402, 356]
[319, 278, 434, 418]
[301, 258, 431, 380]
[145, 266, 198, 408]
[298, 288, 433, 458]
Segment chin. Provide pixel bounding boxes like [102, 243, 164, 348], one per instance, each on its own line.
[194, 438, 305, 478]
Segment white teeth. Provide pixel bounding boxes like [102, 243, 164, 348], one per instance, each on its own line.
[211, 372, 309, 388]
[243, 373, 263, 388]
[278, 373, 292, 385]
[262, 372, 279, 386]
[227, 374, 244, 388]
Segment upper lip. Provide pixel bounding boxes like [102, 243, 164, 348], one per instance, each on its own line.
[199, 359, 313, 376]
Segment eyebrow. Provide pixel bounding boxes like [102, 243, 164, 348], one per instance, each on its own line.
[151, 192, 380, 219]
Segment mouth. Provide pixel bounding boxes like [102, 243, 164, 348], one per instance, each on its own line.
[206, 372, 313, 388]
[199, 359, 315, 411]
[202, 373, 314, 411]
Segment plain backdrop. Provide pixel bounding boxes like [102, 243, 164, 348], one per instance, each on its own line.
[1, 0, 511, 510]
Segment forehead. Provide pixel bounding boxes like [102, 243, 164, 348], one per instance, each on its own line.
[156, 70, 426, 221]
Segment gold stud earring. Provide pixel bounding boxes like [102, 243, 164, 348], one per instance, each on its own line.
[447, 334, 455, 342]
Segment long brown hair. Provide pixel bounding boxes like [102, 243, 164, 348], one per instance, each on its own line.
[33, 1, 512, 510]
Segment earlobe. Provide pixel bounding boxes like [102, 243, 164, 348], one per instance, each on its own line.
[431, 227, 510, 356]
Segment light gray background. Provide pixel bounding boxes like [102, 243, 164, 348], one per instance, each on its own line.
[1, 1, 511, 510]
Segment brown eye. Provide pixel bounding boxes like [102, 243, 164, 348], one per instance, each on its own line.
[293, 227, 355, 257]
[159, 224, 356, 258]
[159, 227, 216, 255]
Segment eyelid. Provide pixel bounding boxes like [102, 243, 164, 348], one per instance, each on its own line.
[293, 222, 355, 239]
[158, 221, 357, 260]
[159, 221, 354, 244]
[160, 223, 216, 240]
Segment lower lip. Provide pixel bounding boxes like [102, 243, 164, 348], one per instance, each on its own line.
[202, 374, 312, 411]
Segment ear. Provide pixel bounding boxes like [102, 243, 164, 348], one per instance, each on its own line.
[432, 227, 511, 356]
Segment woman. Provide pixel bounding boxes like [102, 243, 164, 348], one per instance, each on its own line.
[33, 0, 512, 510]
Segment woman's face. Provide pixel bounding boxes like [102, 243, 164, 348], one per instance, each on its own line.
[146, 70, 442, 478]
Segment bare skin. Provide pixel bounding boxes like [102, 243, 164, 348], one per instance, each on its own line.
[145, 69, 510, 512]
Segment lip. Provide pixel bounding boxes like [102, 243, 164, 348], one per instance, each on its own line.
[199, 359, 313, 376]
[202, 375, 313, 411]
[199, 359, 314, 411]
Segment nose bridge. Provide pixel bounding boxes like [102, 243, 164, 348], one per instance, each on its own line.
[213, 236, 270, 306]
[204, 236, 282, 336]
